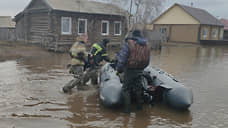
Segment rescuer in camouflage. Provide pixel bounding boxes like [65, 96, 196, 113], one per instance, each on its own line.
[62, 35, 90, 93]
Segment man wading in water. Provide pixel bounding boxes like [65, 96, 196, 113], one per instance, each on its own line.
[63, 35, 91, 92]
[116, 30, 151, 113]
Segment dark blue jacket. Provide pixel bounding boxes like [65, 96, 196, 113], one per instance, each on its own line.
[90, 42, 110, 66]
[116, 37, 148, 72]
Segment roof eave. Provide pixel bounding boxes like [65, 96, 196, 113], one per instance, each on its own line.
[200, 23, 224, 27]
[52, 9, 126, 17]
[0, 27, 15, 28]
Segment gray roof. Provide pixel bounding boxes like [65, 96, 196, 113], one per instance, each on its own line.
[178, 4, 224, 26]
[44, 0, 127, 16]
[0, 16, 15, 28]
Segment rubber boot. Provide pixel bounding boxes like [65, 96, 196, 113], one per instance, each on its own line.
[91, 77, 98, 85]
[62, 80, 75, 93]
[62, 86, 69, 93]
[63, 78, 80, 93]
[122, 91, 131, 113]
[136, 90, 143, 110]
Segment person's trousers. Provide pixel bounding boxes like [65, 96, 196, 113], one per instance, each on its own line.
[122, 69, 144, 113]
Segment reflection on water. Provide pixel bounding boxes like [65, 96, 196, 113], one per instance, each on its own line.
[1, 42, 228, 128]
[65, 92, 192, 128]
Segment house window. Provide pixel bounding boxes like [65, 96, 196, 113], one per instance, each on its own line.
[61, 17, 72, 35]
[101, 20, 109, 35]
[78, 19, 87, 35]
[160, 27, 167, 35]
[114, 21, 121, 36]
[203, 28, 208, 37]
[212, 29, 217, 37]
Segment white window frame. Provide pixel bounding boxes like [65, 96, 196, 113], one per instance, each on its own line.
[203, 28, 208, 37]
[160, 27, 167, 35]
[101, 20, 109, 35]
[78, 18, 87, 35]
[212, 29, 217, 38]
[61, 17, 72, 35]
[114, 21, 122, 36]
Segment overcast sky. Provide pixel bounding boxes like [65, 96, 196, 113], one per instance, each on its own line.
[0, 0, 227, 19]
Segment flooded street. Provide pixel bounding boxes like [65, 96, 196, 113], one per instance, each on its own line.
[1, 42, 228, 128]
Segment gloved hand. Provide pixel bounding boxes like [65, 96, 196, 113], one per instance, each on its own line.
[110, 59, 117, 69]
[110, 59, 117, 63]
[116, 71, 120, 76]
[77, 52, 85, 60]
[67, 64, 71, 69]
[69, 67, 73, 74]
[110, 63, 116, 69]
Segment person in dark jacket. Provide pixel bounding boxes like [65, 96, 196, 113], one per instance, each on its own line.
[90, 38, 110, 66]
[116, 30, 151, 113]
[84, 39, 111, 85]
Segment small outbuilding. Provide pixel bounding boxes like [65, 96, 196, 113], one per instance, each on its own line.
[0, 16, 16, 41]
[220, 18, 228, 40]
[151, 3, 224, 44]
[15, 0, 128, 52]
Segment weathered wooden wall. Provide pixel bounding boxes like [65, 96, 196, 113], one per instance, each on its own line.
[15, 17, 25, 41]
[0, 28, 15, 41]
[15, 11, 127, 52]
[15, 0, 128, 52]
[154, 24, 200, 43]
[51, 11, 127, 52]
[29, 13, 49, 44]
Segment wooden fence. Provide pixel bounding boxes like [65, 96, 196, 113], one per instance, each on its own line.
[0, 28, 16, 41]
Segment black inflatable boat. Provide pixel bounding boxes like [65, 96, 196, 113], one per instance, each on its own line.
[99, 63, 193, 110]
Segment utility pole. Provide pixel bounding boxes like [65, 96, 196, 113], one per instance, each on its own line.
[191, 2, 193, 7]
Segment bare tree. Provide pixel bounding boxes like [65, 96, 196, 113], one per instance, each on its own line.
[134, 0, 166, 25]
[95, 0, 129, 10]
[93, 0, 166, 25]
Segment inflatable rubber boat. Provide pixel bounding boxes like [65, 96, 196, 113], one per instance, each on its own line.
[99, 63, 193, 110]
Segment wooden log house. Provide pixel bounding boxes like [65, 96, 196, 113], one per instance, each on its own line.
[15, 0, 128, 52]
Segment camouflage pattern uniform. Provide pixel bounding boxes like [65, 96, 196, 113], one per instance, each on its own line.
[63, 40, 89, 93]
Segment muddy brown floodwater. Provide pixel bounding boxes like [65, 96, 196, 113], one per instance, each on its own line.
[1, 42, 228, 128]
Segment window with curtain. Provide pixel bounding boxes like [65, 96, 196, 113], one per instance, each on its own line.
[61, 17, 72, 35]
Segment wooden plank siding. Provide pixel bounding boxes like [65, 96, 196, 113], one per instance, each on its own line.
[52, 11, 127, 45]
[200, 25, 224, 41]
[15, 18, 25, 41]
[40, 11, 127, 52]
[15, 11, 127, 52]
[169, 24, 199, 43]
[151, 4, 225, 44]
[154, 24, 200, 43]
[29, 13, 49, 44]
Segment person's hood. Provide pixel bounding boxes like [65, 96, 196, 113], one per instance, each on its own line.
[101, 42, 107, 47]
[133, 37, 147, 45]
